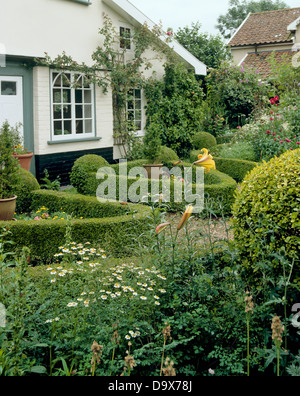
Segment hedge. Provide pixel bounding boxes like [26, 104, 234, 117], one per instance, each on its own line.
[189, 151, 258, 182]
[1, 191, 151, 264]
[76, 166, 237, 215]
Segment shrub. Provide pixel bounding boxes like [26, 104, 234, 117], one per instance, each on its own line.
[153, 146, 179, 166]
[192, 132, 217, 150]
[1, 190, 150, 263]
[144, 63, 204, 157]
[12, 168, 40, 213]
[232, 148, 300, 277]
[79, 165, 237, 215]
[70, 154, 109, 194]
[216, 134, 235, 144]
[213, 142, 257, 162]
[213, 157, 258, 182]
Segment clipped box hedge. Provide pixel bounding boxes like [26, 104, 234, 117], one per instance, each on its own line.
[77, 166, 237, 215]
[1, 190, 151, 264]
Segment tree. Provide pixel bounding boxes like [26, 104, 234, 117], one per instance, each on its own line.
[175, 22, 231, 68]
[216, 0, 290, 39]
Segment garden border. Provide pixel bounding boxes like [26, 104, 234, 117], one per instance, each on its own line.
[0, 190, 151, 264]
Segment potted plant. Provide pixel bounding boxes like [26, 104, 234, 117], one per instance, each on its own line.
[0, 121, 19, 221]
[143, 121, 163, 179]
[10, 122, 33, 171]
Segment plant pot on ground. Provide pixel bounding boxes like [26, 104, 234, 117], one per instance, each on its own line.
[142, 121, 163, 179]
[0, 121, 19, 220]
[10, 122, 33, 170]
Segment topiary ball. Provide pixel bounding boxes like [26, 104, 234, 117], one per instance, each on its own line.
[70, 154, 109, 194]
[12, 168, 40, 213]
[192, 132, 217, 150]
[153, 146, 179, 166]
[232, 148, 300, 278]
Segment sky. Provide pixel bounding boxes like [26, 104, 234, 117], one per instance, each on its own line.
[129, 0, 300, 36]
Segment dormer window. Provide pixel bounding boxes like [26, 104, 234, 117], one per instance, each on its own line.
[120, 26, 131, 50]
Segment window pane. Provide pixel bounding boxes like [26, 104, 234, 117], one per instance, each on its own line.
[84, 119, 92, 134]
[84, 105, 92, 118]
[84, 90, 92, 103]
[53, 105, 62, 120]
[135, 100, 141, 110]
[1, 81, 17, 95]
[134, 89, 141, 99]
[135, 110, 142, 121]
[53, 89, 61, 104]
[76, 105, 83, 119]
[63, 89, 71, 103]
[54, 121, 63, 136]
[63, 105, 72, 119]
[135, 121, 142, 130]
[64, 120, 72, 135]
[127, 100, 134, 110]
[75, 89, 83, 104]
[76, 120, 83, 134]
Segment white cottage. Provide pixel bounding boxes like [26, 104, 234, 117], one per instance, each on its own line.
[0, 0, 206, 183]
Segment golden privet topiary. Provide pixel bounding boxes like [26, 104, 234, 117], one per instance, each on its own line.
[232, 148, 300, 276]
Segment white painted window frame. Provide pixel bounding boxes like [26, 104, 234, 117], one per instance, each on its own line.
[127, 88, 144, 136]
[50, 70, 95, 142]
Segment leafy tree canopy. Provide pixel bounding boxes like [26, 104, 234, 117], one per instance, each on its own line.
[216, 0, 290, 39]
[175, 22, 231, 68]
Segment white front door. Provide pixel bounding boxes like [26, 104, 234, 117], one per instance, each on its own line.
[0, 76, 24, 136]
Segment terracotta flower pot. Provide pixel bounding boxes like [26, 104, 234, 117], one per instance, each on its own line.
[143, 164, 163, 179]
[13, 152, 33, 171]
[0, 195, 17, 221]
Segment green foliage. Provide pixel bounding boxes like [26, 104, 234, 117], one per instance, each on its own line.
[144, 63, 204, 157]
[0, 121, 19, 199]
[216, 134, 235, 144]
[216, 0, 289, 38]
[232, 148, 300, 278]
[153, 146, 179, 166]
[142, 120, 162, 162]
[1, 191, 150, 263]
[40, 169, 61, 191]
[212, 142, 257, 162]
[232, 100, 300, 162]
[11, 168, 40, 213]
[205, 61, 269, 131]
[70, 154, 109, 194]
[214, 157, 258, 182]
[192, 131, 217, 150]
[78, 164, 237, 216]
[175, 22, 231, 68]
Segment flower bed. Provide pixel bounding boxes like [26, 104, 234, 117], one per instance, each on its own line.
[0, 190, 151, 264]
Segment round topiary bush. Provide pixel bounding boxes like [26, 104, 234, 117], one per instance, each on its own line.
[70, 154, 109, 194]
[153, 146, 179, 165]
[12, 168, 40, 213]
[232, 148, 300, 278]
[192, 132, 217, 150]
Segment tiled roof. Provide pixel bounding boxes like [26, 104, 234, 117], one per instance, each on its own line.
[229, 7, 300, 47]
[242, 50, 295, 78]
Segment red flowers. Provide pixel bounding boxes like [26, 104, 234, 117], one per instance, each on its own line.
[270, 95, 279, 105]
